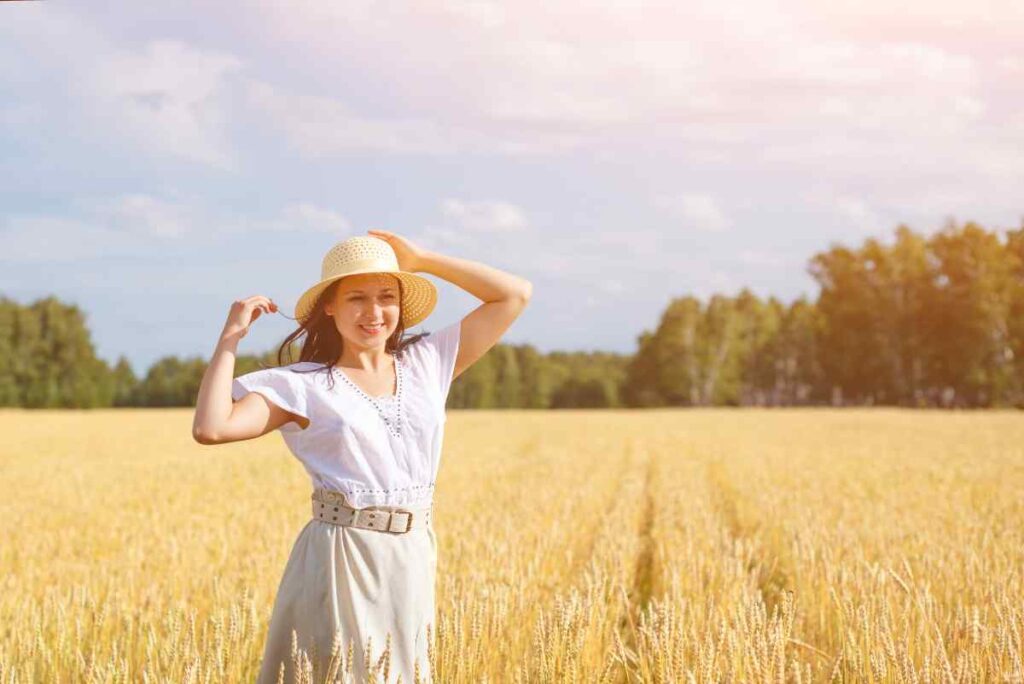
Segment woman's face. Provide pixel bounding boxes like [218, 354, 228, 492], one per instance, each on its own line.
[326, 273, 402, 348]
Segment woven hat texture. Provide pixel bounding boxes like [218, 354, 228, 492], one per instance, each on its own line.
[294, 236, 437, 328]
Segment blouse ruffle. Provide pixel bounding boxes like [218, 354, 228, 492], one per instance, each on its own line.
[231, 366, 310, 433]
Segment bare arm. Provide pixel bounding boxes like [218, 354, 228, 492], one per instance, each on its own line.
[367, 229, 532, 379]
[192, 296, 306, 445]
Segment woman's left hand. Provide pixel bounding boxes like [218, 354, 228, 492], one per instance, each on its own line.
[367, 229, 429, 272]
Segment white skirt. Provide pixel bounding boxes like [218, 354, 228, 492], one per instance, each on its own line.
[256, 495, 438, 684]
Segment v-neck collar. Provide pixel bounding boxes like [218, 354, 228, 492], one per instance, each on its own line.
[333, 355, 401, 401]
[301, 355, 408, 438]
[329, 354, 405, 438]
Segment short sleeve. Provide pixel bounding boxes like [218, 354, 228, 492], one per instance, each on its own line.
[232, 366, 310, 433]
[415, 319, 462, 401]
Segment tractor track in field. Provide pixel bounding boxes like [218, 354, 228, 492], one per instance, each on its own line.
[705, 459, 794, 619]
[615, 446, 657, 683]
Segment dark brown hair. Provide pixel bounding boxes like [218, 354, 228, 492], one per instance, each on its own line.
[273, 275, 428, 389]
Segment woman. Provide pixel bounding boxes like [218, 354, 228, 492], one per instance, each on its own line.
[192, 230, 532, 683]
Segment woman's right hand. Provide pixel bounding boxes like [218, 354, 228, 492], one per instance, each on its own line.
[221, 295, 278, 342]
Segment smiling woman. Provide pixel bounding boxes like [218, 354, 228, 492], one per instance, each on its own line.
[343, 281, 399, 337]
[192, 231, 532, 683]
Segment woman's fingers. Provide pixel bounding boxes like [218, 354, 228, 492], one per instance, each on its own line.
[224, 295, 277, 341]
[243, 294, 276, 308]
[231, 296, 276, 327]
[245, 296, 277, 316]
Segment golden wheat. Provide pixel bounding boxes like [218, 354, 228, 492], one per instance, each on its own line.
[1, 408, 1022, 682]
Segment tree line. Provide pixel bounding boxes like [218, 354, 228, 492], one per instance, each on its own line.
[2, 219, 1022, 410]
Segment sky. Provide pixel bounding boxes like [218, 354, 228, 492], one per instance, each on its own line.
[2, 1, 1022, 375]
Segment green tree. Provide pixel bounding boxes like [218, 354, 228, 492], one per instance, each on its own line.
[1006, 224, 1024, 406]
[0, 298, 19, 406]
[929, 221, 1017, 406]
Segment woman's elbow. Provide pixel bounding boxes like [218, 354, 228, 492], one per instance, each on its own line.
[519, 279, 533, 302]
[192, 425, 221, 445]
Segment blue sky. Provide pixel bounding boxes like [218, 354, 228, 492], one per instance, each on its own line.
[2, 2, 1022, 374]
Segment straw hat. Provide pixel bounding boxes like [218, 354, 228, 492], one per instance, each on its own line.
[294, 236, 437, 328]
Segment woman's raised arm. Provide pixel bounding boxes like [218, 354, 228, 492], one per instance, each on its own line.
[192, 296, 304, 444]
[368, 229, 532, 381]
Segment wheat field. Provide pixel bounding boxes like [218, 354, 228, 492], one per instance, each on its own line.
[1, 408, 1023, 683]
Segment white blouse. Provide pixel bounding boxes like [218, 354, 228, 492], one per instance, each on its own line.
[231, 319, 462, 509]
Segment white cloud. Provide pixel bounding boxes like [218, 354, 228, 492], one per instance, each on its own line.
[597, 279, 626, 296]
[528, 252, 575, 277]
[439, 199, 528, 232]
[0, 216, 121, 263]
[5, 2, 1023, 177]
[223, 0, 1024, 229]
[736, 250, 786, 267]
[213, 201, 356, 236]
[277, 203, 352, 234]
[1, 192, 205, 264]
[0, 196, 357, 264]
[799, 189, 896, 240]
[101, 194, 193, 238]
[3, 2, 1023, 287]
[410, 198, 530, 257]
[440, 0, 507, 29]
[246, 81, 456, 157]
[417, 225, 467, 250]
[657, 194, 730, 232]
[997, 56, 1024, 72]
[594, 229, 664, 258]
[891, 190, 979, 219]
[244, 80, 585, 157]
[249, 2, 1000, 133]
[834, 197, 886, 237]
[80, 40, 243, 169]
[0, 8, 245, 169]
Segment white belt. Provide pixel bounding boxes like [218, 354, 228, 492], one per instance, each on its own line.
[311, 489, 432, 534]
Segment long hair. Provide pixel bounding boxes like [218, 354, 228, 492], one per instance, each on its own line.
[274, 275, 428, 389]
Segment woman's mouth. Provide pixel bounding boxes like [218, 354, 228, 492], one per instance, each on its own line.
[360, 324, 385, 334]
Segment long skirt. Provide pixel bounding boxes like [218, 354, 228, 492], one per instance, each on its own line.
[256, 495, 438, 684]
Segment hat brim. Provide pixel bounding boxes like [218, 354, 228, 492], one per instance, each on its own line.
[294, 269, 438, 329]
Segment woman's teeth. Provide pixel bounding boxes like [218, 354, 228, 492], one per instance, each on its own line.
[361, 324, 384, 334]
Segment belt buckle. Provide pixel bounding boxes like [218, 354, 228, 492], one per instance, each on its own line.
[387, 510, 413, 533]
